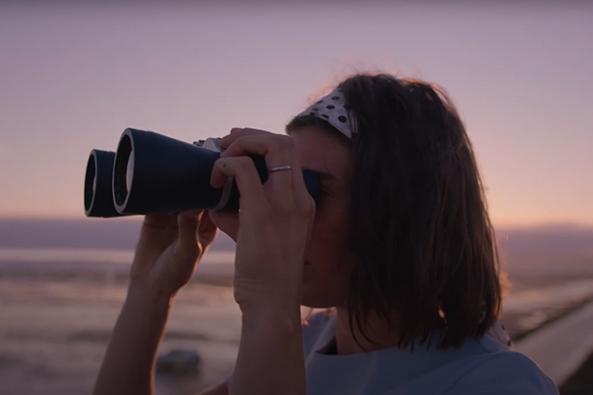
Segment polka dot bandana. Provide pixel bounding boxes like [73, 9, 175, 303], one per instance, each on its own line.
[295, 86, 358, 139]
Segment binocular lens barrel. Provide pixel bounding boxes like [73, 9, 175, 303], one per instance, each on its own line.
[84, 149, 122, 217]
[83, 128, 321, 218]
[113, 128, 227, 214]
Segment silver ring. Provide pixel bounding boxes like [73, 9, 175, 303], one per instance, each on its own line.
[268, 164, 292, 173]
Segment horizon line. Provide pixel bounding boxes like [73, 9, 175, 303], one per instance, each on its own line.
[1, 214, 593, 230]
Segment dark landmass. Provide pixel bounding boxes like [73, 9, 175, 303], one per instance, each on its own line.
[0, 217, 236, 251]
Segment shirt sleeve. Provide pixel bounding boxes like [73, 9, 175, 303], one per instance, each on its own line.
[447, 351, 559, 395]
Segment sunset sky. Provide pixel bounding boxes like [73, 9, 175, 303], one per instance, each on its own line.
[1, 2, 592, 226]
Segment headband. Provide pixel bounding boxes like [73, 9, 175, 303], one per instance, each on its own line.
[295, 86, 358, 139]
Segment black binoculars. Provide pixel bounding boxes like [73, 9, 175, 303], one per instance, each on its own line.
[84, 128, 321, 217]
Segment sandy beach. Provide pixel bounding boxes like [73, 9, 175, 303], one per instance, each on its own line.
[0, 272, 238, 394]
[1, 230, 593, 394]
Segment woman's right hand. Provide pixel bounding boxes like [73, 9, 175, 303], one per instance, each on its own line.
[95, 209, 219, 395]
[129, 209, 218, 299]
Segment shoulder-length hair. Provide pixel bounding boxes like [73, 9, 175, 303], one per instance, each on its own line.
[286, 73, 503, 350]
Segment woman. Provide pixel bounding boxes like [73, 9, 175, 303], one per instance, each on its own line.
[94, 73, 558, 394]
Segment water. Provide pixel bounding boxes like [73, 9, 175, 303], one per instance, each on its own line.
[1, 237, 592, 394]
[0, 247, 239, 395]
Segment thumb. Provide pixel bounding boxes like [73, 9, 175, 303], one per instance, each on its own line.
[197, 210, 218, 250]
[176, 210, 200, 258]
[207, 209, 238, 242]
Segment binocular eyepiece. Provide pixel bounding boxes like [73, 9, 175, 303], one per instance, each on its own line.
[84, 128, 321, 217]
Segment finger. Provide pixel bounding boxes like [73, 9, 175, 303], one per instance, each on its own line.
[197, 210, 218, 251]
[195, 208, 205, 221]
[138, 213, 178, 251]
[210, 156, 268, 212]
[220, 134, 296, 210]
[220, 127, 271, 149]
[143, 212, 178, 229]
[176, 210, 199, 258]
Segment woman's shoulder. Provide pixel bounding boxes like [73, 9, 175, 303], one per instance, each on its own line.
[445, 350, 559, 394]
[300, 312, 558, 394]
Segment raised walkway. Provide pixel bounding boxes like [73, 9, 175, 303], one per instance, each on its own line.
[514, 299, 593, 386]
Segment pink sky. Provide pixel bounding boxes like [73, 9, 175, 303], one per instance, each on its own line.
[1, 2, 592, 226]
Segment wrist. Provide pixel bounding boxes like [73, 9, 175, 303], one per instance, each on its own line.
[234, 275, 302, 314]
[241, 302, 302, 334]
[126, 283, 175, 312]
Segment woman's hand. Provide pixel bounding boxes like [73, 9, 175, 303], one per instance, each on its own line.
[209, 127, 316, 312]
[95, 210, 217, 395]
[210, 127, 312, 395]
[129, 209, 218, 299]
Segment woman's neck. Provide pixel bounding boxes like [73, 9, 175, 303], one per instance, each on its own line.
[334, 306, 402, 355]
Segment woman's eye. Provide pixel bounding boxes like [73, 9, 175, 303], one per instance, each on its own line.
[314, 189, 327, 202]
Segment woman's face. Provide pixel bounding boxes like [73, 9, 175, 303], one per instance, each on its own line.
[288, 125, 356, 308]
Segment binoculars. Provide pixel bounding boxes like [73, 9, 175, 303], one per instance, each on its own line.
[84, 128, 321, 217]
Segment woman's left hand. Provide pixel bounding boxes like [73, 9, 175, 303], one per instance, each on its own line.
[209, 127, 316, 312]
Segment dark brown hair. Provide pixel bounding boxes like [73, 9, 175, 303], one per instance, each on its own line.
[286, 72, 503, 350]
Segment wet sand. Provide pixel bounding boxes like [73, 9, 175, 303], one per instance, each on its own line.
[1, 256, 593, 394]
[0, 271, 240, 395]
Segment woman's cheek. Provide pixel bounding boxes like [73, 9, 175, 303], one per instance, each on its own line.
[301, 203, 353, 306]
